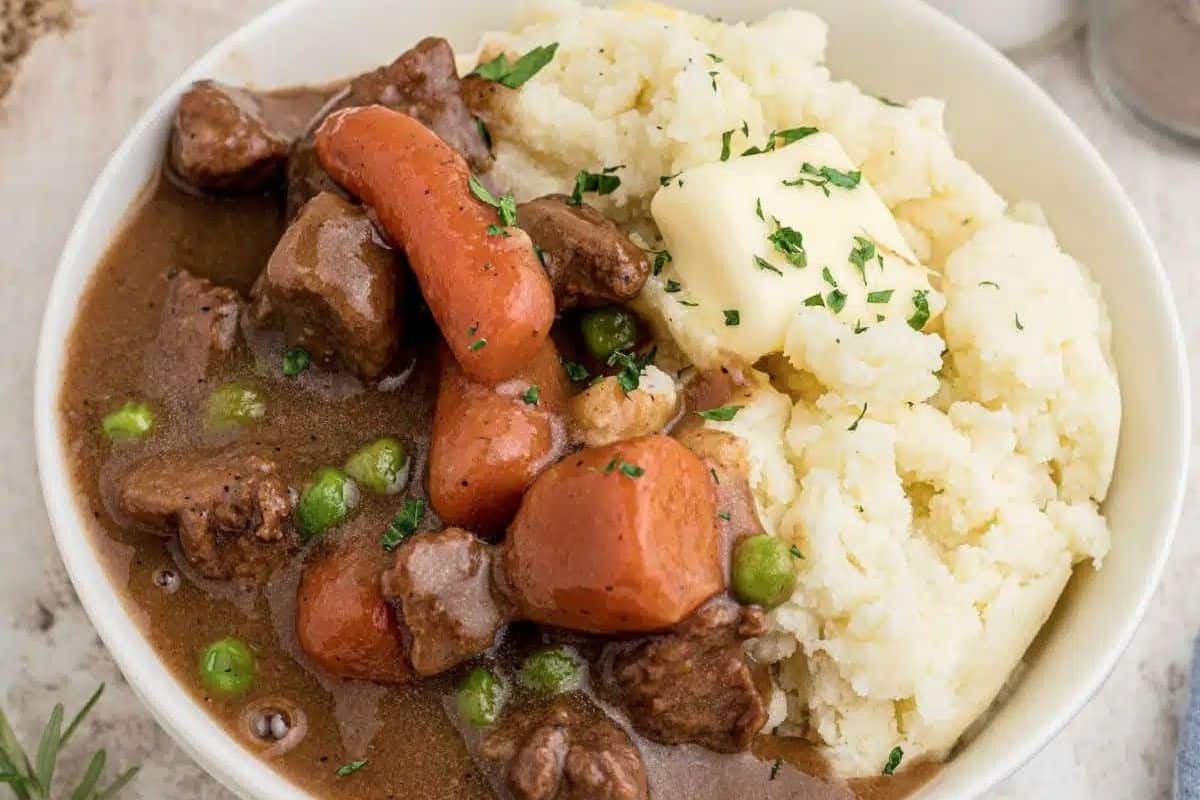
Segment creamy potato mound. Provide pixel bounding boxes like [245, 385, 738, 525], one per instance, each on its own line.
[472, 0, 1121, 776]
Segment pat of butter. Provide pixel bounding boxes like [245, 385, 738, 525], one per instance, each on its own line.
[650, 132, 941, 365]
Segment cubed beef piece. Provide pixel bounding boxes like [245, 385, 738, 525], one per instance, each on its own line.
[109, 448, 292, 582]
[380, 528, 513, 676]
[285, 37, 492, 217]
[480, 700, 648, 800]
[170, 80, 291, 192]
[607, 597, 768, 753]
[518, 195, 650, 310]
[250, 191, 400, 379]
[296, 535, 414, 684]
[143, 270, 242, 403]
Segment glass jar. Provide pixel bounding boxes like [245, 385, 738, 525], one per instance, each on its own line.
[1089, 0, 1200, 143]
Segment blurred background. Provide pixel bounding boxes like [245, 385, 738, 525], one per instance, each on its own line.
[0, 1, 1196, 798]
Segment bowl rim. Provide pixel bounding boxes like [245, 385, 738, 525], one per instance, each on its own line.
[33, 0, 1191, 798]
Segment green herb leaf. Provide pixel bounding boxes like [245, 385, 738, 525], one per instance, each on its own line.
[486, 224, 510, 237]
[741, 126, 819, 157]
[803, 293, 825, 307]
[741, 120, 750, 137]
[1015, 313, 1024, 331]
[768, 223, 807, 268]
[61, 685, 104, 748]
[336, 760, 369, 777]
[382, 499, 426, 551]
[877, 95, 905, 107]
[753, 255, 782, 276]
[697, 405, 743, 422]
[569, 168, 622, 205]
[848, 235, 876, 282]
[707, 52, 724, 63]
[789, 545, 805, 559]
[754, 198, 764, 221]
[475, 117, 492, 153]
[720, 129, 734, 162]
[907, 290, 930, 331]
[521, 385, 540, 405]
[34, 703, 63, 795]
[468, 175, 518, 225]
[708, 70, 719, 92]
[979, 280, 999, 289]
[468, 338, 488, 352]
[471, 43, 559, 89]
[848, 403, 868, 431]
[70, 750, 106, 800]
[94, 767, 139, 800]
[608, 348, 656, 394]
[717, 511, 732, 521]
[282, 346, 311, 377]
[821, 266, 837, 287]
[659, 173, 681, 187]
[664, 279, 682, 293]
[651, 249, 672, 275]
[723, 309, 740, 326]
[867, 289, 894, 304]
[883, 746, 904, 776]
[604, 458, 645, 478]
[783, 161, 862, 195]
[678, 300, 698, 307]
[826, 289, 847, 313]
[562, 360, 590, 382]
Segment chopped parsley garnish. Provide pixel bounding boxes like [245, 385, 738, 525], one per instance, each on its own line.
[853, 320, 868, 334]
[708, 70, 719, 92]
[710, 467, 720, 485]
[697, 405, 743, 421]
[282, 346, 311, 377]
[907, 289, 931, 331]
[486, 224, 510, 237]
[789, 545, 805, 559]
[707, 52, 724, 63]
[770, 759, 782, 781]
[741, 126, 819, 156]
[718, 511, 732, 521]
[468, 338, 488, 352]
[659, 172, 681, 186]
[604, 458, 645, 478]
[883, 746, 904, 776]
[979, 280, 1000, 289]
[848, 403, 868, 431]
[664, 279, 682, 293]
[768, 221, 807, 268]
[1015, 312, 1024, 331]
[867, 289, 894, 304]
[569, 166, 623, 205]
[678, 300, 699, 307]
[521, 385, 540, 405]
[848, 235, 879, 282]
[822, 266, 838, 287]
[382, 499, 426, 551]
[753, 255, 782, 276]
[651, 249, 672, 275]
[877, 95, 905, 108]
[475, 117, 492, 152]
[803, 293, 825, 307]
[562, 359, 590, 382]
[608, 348, 656, 394]
[723, 309, 740, 326]
[754, 197, 764, 221]
[826, 289, 847, 313]
[471, 43, 559, 89]
[336, 760, 369, 777]
[468, 175, 518, 225]
[467, 322, 479, 336]
[720, 129, 735, 161]
[783, 162, 862, 196]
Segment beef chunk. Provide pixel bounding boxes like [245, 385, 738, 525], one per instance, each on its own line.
[286, 37, 492, 217]
[518, 196, 650, 309]
[250, 192, 400, 378]
[608, 597, 768, 753]
[380, 528, 513, 676]
[480, 700, 648, 800]
[109, 448, 292, 581]
[170, 81, 291, 192]
[143, 270, 242, 402]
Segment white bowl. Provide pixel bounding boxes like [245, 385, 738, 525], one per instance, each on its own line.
[34, 1, 1189, 798]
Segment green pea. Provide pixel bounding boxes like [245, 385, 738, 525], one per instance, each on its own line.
[282, 346, 311, 377]
[344, 437, 409, 495]
[579, 306, 639, 361]
[731, 534, 797, 608]
[296, 467, 359, 540]
[456, 667, 505, 727]
[205, 382, 266, 430]
[199, 637, 255, 696]
[519, 647, 582, 695]
[101, 401, 155, 441]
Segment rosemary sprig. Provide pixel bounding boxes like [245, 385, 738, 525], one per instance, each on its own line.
[0, 685, 138, 799]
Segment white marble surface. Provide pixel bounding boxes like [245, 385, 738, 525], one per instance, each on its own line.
[0, 3, 1196, 799]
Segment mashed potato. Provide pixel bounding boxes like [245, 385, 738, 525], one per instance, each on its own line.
[473, 0, 1121, 777]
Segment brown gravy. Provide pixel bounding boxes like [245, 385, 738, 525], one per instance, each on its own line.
[58, 95, 936, 800]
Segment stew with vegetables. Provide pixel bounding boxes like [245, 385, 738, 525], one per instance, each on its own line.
[59, 33, 937, 800]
